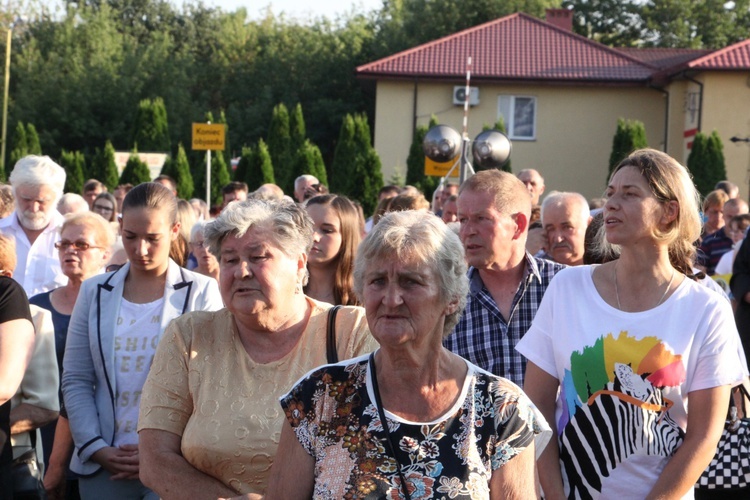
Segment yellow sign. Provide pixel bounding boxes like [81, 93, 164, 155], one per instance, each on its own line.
[424, 157, 459, 177]
[192, 123, 226, 151]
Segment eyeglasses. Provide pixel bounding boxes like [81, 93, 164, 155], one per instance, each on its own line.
[54, 240, 104, 251]
[190, 241, 207, 249]
[93, 204, 114, 213]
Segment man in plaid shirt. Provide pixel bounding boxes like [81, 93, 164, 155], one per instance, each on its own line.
[444, 170, 564, 387]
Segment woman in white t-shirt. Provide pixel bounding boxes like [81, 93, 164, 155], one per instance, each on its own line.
[62, 182, 223, 499]
[519, 149, 746, 500]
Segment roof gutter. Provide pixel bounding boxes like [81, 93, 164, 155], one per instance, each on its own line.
[412, 78, 418, 140]
[682, 71, 703, 132]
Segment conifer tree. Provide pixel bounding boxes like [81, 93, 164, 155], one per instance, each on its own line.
[60, 150, 86, 195]
[160, 143, 193, 199]
[292, 140, 328, 187]
[290, 103, 306, 151]
[9, 122, 28, 168]
[267, 103, 292, 194]
[119, 150, 151, 186]
[25, 124, 42, 155]
[209, 151, 231, 206]
[329, 114, 357, 195]
[608, 119, 647, 180]
[687, 131, 726, 196]
[132, 97, 170, 152]
[252, 139, 276, 189]
[349, 114, 383, 215]
[91, 141, 121, 191]
[706, 130, 728, 189]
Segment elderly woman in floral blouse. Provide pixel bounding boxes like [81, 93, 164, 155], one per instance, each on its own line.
[263, 210, 551, 500]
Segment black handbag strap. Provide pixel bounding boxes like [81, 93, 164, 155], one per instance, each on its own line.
[735, 383, 750, 417]
[369, 353, 411, 500]
[326, 305, 342, 364]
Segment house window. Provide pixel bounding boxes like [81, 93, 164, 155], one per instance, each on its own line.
[498, 96, 537, 140]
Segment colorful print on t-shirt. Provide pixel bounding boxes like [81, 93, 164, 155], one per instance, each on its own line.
[559, 331, 686, 497]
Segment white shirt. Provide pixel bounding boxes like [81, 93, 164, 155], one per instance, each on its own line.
[0, 210, 66, 297]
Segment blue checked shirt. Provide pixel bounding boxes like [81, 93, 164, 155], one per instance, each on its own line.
[444, 253, 565, 386]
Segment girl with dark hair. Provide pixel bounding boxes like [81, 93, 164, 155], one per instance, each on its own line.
[304, 194, 361, 306]
[62, 183, 222, 499]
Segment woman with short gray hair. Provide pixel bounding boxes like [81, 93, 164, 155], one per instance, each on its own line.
[138, 198, 377, 498]
[268, 210, 550, 499]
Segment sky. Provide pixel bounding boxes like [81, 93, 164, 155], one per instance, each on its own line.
[35, 0, 385, 21]
[184, 0, 383, 20]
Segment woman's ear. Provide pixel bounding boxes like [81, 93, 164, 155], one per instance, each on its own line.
[171, 221, 182, 240]
[661, 200, 679, 226]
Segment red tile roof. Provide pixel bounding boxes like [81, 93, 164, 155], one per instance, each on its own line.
[356, 13, 656, 83]
[614, 48, 709, 70]
[687, 39, 750, 70]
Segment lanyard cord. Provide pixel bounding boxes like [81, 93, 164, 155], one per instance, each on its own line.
[369, 353, 412, 500]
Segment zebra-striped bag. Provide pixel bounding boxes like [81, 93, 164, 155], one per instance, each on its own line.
[696, 384, 750, 491]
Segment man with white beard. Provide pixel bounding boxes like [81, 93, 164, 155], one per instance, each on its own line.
[0, 156, 67, 296]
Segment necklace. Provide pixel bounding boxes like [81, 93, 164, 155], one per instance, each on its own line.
[614, 261, 676, 311]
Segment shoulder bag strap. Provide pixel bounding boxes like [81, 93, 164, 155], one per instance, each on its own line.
[326, 305, 342, 364]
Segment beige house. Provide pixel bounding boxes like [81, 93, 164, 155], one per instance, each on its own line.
[356, 10, 750, 199]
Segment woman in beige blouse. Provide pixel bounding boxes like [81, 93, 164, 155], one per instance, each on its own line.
[138, 198, 377, 498]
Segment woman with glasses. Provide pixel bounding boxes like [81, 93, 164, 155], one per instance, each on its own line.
[91, 193, 117, 223]
[29, 212, 112, 498]
[189, 220, 219, 281]
[61, 183, 223, 499]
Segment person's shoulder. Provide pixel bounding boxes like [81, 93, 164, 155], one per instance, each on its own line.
[176, 266, 216, 288]
[531, 255, 566, 276]
[287, 353, 370, 395]
[466, 360, 527, 398]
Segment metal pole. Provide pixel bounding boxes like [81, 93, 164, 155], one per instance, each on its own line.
[460, 56, 472, 184]
[205, 121, 211, 205]
[206, 149, 211, 205]
[1, 26, 11, 175]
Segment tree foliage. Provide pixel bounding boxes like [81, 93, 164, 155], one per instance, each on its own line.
[4, 0, 748, 200]
[161, 143, 194, 199]
[688, 130, 727, 196]
[235, 139, 275, 190]
[9, 122, 42, 168]
[90, 140, 121, 191]
[119, 150, 152, 186]
[132, 97, 170, 151]
[267, 103, 292, 194]
[60, 150, 86, 194]
[608, 118, 647, 180]
[292, 139, 328, 187]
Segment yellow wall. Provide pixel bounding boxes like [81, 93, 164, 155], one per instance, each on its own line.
[373, 80, 666, 199]
[700, 73, 750, 199]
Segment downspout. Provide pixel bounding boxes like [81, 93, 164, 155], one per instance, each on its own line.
[650, 85, 669, 152]
[412, 78, 418, 137]
[683, 72, 703, 132]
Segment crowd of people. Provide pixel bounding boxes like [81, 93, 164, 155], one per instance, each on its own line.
[0, 150, 747, 499]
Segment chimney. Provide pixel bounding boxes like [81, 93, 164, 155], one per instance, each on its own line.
[545, 8, 573, 32]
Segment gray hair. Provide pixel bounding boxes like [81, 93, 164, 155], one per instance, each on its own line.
[9, 155, 66, 198]
[541, 191, 590, 226]
[353, 210, 468, 337]
[57, 193, 89, 215]
[294, 174, 318, 190]
[204, 198, 314, 262]
[190, 219, 210, 243]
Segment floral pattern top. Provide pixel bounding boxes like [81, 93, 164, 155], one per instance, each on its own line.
[280, 353, 550, 499]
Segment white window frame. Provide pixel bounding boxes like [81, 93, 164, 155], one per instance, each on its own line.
[497, 95, 537, 141]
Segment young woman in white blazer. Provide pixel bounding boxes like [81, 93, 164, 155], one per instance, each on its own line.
[62, 182, 223, 499]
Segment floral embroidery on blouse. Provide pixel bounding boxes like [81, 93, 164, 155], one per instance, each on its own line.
[280, 356, 541, 499]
